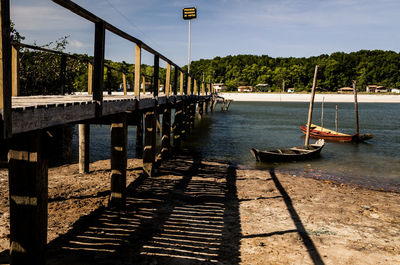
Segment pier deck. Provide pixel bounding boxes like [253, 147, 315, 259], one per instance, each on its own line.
[8, 93, 203, 134]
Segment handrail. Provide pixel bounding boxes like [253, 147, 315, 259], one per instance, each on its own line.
[12, 41, 128, 74]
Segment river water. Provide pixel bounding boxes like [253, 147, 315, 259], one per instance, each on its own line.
[72, 101, 400, 192]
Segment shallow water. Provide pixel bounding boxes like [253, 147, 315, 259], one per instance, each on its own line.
[181, 102, 400, 191]
[72, 101, 400, 191]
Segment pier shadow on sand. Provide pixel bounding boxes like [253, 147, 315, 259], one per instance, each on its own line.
[46, 151, 241, 265]
[268, 168, 325, 265]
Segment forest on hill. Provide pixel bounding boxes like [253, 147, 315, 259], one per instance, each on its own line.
[189, 51, 400, 92]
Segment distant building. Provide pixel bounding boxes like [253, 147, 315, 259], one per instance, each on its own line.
[391, 88, 400, 93]
[255, 83, 270, 92]
[213, 83, 226, 92]
[338, 87, 354, 93]
[237, 86, 254, 92]
[287, 88, 295, 93]
[366, 85, 388, 93]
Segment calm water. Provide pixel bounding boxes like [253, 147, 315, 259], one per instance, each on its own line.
[73, 102, 400, 191]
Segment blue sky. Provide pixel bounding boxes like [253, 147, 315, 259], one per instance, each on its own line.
[11, 0, 400, 67]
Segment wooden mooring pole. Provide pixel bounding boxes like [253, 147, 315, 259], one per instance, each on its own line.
[109, 113, 127, 208]
[305, 65, 319, 146]
[78, 124, 90, 173]
[353, 80, 360, 135]
[8, 131, 48, 265]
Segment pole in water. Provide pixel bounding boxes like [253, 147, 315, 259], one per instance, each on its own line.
[321, 96, 325, 132]
[335, 105, 338, 134]
[305, 65, 319, 146]
[353, 80, 359, 135]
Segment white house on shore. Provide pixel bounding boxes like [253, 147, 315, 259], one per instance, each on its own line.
[391, 88, 400, 93]
[366, 85, 387, 93]
[213, 83, 226, 92]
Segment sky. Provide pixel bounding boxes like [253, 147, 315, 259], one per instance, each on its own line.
[11, 0, 400, 67]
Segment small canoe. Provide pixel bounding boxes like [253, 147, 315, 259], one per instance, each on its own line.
[250, 139, 325, 162]
[300, 124, 373, 142]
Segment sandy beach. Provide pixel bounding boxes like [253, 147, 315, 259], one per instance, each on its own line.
[0, 154, 399, 264]
[219, 93, 400, 103]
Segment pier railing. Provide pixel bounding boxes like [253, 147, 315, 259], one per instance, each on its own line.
[0, 0, 215, 139]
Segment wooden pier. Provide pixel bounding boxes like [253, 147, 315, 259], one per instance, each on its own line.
[0, 0, 226, 264]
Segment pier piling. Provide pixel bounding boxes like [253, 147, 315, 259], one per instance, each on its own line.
[78, 124, 90, 173]
[8, 131, 48, 265]
[109, 113, 127, 208]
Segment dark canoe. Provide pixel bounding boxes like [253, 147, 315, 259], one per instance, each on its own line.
[250, 139, 325, 162]
[300, 124, 374, 142]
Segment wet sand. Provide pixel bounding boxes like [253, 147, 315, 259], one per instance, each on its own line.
[0, 154, 399, 264]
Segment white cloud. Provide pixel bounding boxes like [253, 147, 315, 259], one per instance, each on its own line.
[11, 5, 91, 31]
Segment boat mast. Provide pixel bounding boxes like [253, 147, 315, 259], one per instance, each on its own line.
[335, 105, 338, 134]
[305, 65, 319, 146]
[353, 80, 359, 135]
[321, 96, 324, 132]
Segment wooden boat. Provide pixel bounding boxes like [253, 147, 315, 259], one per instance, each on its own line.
[250, 139, 325, 162]
[300, 81, 373, 142]
[300, 124, 373, 142]
[251, 65, 325, 163]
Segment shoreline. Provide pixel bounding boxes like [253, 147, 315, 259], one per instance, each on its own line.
[219, 92, 400, 103]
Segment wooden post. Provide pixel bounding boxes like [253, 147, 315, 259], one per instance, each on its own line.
[190, 100, 196, 129]
[173, 101, 182, 149]
[212, 99, 217, 112]
[106, 67, 112, 95]
[188, 75, 192, 95]
[179, 72, 184, 95]
[134, 44, 141, 97]
[87, 62, 93, 94]
[142, 75, 146, 94]
[79, 124, 90, 173]
[353, 80, 359, 135]
[11, 45, 19, 96]
[185, 100, 191, 134]
[335, 105, 338, 134]
[201, 82, 205, 96]
[122, 73, 127, 95]
[109, 113, 127, 208]
[93, 21, 105, 116]
[59, 54, 66, 95]
[321, 97, 324, 132]
[1, 0, 12, 139]
[173, 66, 178, 95]
[153, 55, 159, 97]
[305, 65, 319, 146]
[165, 63, 171, 96]
[8, 131, 48, 265]
[136, 112, 143, 158]
[194, 79, 197, 95]
[143, 109, 156, 177]
[221, 99, 226, 111]
[161, 105, 171, 159]
[225, 100, 232, 111]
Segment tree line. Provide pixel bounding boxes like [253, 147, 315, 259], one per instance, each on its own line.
[188, 51, 400, 92]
